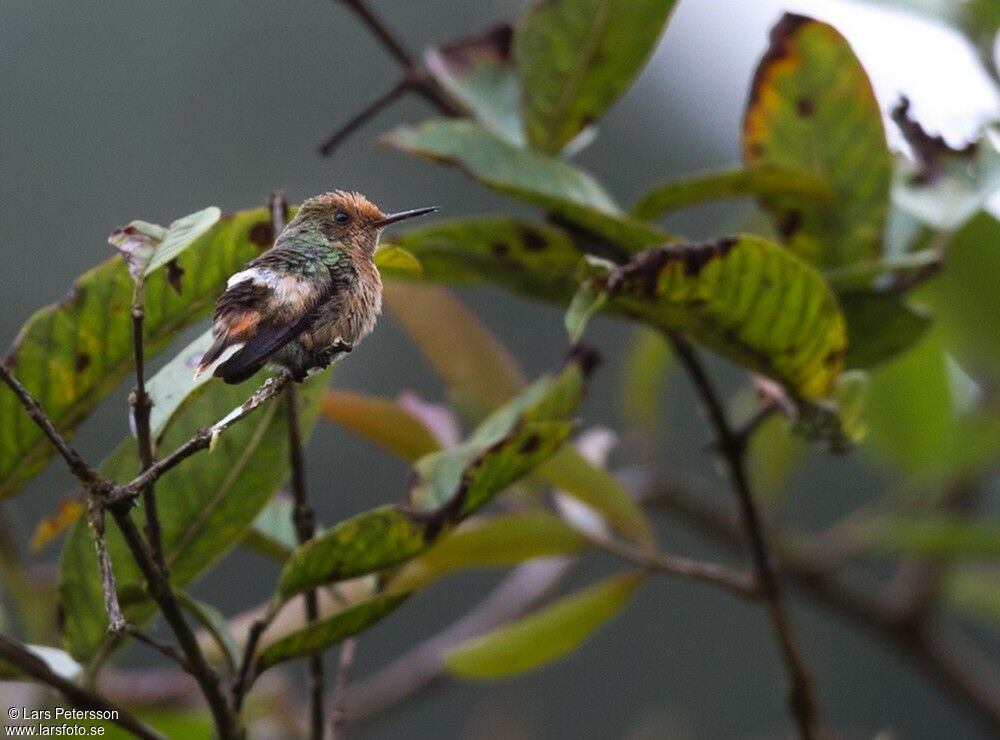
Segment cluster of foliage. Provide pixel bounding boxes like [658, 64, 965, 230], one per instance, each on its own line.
[2, 0, 1000, 737]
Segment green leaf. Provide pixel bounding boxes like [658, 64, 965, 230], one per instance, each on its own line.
[382, 120, 669, 251]
[840, 291, 932, 369]
[426, 25, 524, 146]
[0, 207, 274, 500]
[390, 512, 589, 592]
[600, 236, 848, 399]
[515, 0, 679, 153]
[384, 282, 526, 420]
[146, 329, 217, 441]
[920, 212, 1000, 381]
[618, 327, 673, 430]
[538, 446, 654, 549]
[145, 207, 223, 278]
[743, 14, 891, 267]
[59, 370, 329, 660]
[278, 506, 429, 600]
[944, 567, 1000, 626]
[320, 390, 442, 462]
[255, 593, 408, 675]
[374, 245, 423, 280]
[242, 495, 300, 561]
[174, 590, 240, 672]
[631, 166, 833, 221]
[445, 572, 643, 679]
[565, 278, 608, 343]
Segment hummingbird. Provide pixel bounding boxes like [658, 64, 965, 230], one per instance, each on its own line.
[195, 191, 435, 384]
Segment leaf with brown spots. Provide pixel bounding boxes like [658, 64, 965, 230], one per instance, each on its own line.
[596, 235, 847, 399]
[0, 207, 274, 500]
[743, 14, 891, 268]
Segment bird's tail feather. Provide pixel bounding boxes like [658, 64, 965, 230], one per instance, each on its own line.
[193, 334, 231, 379]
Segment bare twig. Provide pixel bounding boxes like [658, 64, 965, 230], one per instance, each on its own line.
[109, 375, 292, 506]
[338, 0, 414, 68]
[0, 635, 165, 740]
[130, 286, 166, 573]
[329, 638, 357, 739]
[85, 498, 126, 634]
[591, 535, 758, 600]
[109, 510, 242, 738]
[668, 333, 824, 739]
[126, 625, 190, 672]
[319, 79, 409, 156]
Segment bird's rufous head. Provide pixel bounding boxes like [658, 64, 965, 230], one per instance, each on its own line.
[295, 190, 435, 255]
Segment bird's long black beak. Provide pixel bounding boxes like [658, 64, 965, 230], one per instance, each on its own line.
[374, 206, 437, 227]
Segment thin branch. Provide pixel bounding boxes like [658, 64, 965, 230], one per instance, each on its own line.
[648, 482, 1000, 733]
[130, 286, 166, 573]
[329, 638, 357, 740]
[109, 510, 242, 738]
[338, 0, 415, 69]
[233, 613, 273, 710]
[85, 498, 126, 634]
[319, 78, 409, 156]
[0, 635, 165, 740]
[125, 625, 190, 672]
[592, 535, 759, 600]
[668, 333, 824, 739]
[109, 375, 291, 505]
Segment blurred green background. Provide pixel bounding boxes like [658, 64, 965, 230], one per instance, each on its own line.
[1, 1, 998, 737]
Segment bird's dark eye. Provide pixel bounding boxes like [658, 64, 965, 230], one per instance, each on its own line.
[334, 211, 350, 225]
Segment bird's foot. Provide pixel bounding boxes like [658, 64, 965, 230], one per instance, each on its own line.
[315, 341, 353, 368]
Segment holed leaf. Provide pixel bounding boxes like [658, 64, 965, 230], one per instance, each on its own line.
[0, 207, 274, 499]
[516, 0, 679, 154]
[600, 236, 847, 399]
[255, 593, 408, 675]
[743, 14, 891, 267]
[445, 571, 643, 679]
[382, 120, 668, 251]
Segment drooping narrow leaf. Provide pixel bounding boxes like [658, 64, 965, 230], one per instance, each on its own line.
[599, 236, 848, 399]
[389, 513, 589, 592]
[631, 166, 832, 220]
[426, 24, 524, 146]
[743, 14, 891, 267]
[255, 593, 409, 675]
[0, 207, 275, 499]
[383, 120, 668, 250]
[565, 279, 608, 343]
[516, 0, 679, 153]
[59, 369, 329, 660]
[445, 572, 643, 678]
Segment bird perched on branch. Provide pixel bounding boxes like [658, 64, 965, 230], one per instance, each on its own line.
[195, 191, 435, 384]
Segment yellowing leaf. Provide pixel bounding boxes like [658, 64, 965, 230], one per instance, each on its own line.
[445, 572, 643, 679]
[743, 14, 891, 267]
[374, 245, 423, 280]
